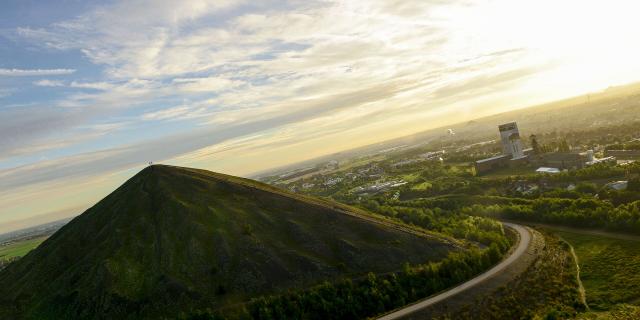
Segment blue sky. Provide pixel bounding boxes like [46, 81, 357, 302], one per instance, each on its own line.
[2, 0, 640, 232]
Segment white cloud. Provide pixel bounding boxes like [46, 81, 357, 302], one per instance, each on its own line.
[5, 0, 640, 231]
[33, 79, 64, 87]
[0, 68, 76, 76]
[172, 77, 243, 93]
[70, 81, 114, 90]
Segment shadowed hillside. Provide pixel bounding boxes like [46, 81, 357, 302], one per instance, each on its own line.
[0, 165, 457, 319]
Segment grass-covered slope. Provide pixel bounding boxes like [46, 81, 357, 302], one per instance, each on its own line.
[0, 165, 456, 319]
[556, 231, 640, 311]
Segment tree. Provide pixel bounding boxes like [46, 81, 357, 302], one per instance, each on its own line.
[628, 178, 640, 192]
[575, 182, 598, 194]
[530, 134, 541, 154]
[558, 139, 570, 153]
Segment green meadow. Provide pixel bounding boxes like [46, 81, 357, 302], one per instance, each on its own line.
[0, 237, 47, 261]
[555, 231, 640, 311]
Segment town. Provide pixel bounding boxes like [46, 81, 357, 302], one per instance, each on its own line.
[260, 120, 639, 203]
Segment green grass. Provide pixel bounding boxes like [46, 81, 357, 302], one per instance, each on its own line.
[0, 237, 47, 261]
[555, 231, 640, 310]
[411, 181, 432, 191]
[401, 172, 421, 182]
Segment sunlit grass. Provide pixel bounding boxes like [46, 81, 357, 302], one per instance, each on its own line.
[0, 236, 47, 261]
[556, 231, 640, 311]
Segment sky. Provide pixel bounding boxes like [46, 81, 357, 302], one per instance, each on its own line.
[2, 0, 640, 233]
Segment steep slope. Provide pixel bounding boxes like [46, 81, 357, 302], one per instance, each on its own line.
[0, 165, 458, 319]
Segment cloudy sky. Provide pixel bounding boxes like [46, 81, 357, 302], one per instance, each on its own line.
[1, 0, 640, 232]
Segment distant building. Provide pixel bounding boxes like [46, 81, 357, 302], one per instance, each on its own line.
[536, 167, 561, 174]
[539, 152, 586, 170]
[475, 122, 528, 175]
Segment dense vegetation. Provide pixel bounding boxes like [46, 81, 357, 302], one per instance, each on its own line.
[187, 242, 509, 320]
[359, 198, 511, 248]
[577, 304, 640, 320]
[471, 198, 640, 235]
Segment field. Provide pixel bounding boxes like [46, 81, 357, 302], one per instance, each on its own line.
[0, 237, 47, 261]
[555, 230, 640, 311]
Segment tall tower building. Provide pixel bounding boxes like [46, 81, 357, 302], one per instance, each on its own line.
[499, 122, 524, 159]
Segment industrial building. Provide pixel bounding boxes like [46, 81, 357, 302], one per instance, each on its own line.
[474, 121, 611, 175]
[537, 152, 586, 170]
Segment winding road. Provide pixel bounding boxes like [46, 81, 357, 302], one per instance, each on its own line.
[377, 222, 532, 320]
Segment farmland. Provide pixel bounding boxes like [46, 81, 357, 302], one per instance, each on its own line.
[0, 236, 47, 261]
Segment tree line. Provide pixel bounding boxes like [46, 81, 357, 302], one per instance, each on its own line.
[186, 244, 509, 320]
[467, 198, 640, 234]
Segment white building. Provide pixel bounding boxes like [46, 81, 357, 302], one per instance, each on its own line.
[605, 181, 628, 191]
[536, 167, 561, 174]
[499, 122, 524, 159]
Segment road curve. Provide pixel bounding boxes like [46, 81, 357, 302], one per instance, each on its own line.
[377, 222, 531, 320]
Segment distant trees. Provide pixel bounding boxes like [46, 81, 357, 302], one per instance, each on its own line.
[472, 197, 640, 234]
[530, 134, 541, 154]
[358, 197, 511, 248]
[558, 139, 571, 153]
[575, 182, 598, 194]
[605, 142, 640, 151]
[628, 178, 640, 192]
[514, 162, 640, 184]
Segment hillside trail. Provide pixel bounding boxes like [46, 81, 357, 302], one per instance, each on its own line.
[564, 240, 589, 311]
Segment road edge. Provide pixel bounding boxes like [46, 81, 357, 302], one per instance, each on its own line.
[377, 223, 542, 320]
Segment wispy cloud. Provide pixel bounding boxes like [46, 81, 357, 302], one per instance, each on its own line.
[69, 81, 114, 90]
[33, 79, 65, 87]
[0, 68, 76, 76]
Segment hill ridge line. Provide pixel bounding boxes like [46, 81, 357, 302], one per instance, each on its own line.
[164, 165, 465, 249]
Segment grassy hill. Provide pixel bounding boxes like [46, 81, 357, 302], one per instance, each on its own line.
[0, 165, 457, 319]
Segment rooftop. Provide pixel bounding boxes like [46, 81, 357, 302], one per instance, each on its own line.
[536, 167, 561, 174]
[476, 154, 509, 164]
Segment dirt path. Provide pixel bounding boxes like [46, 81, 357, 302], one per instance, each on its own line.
[564, 240, 589, 310]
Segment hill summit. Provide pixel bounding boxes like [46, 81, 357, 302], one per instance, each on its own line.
[0, 165, 456, 319]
